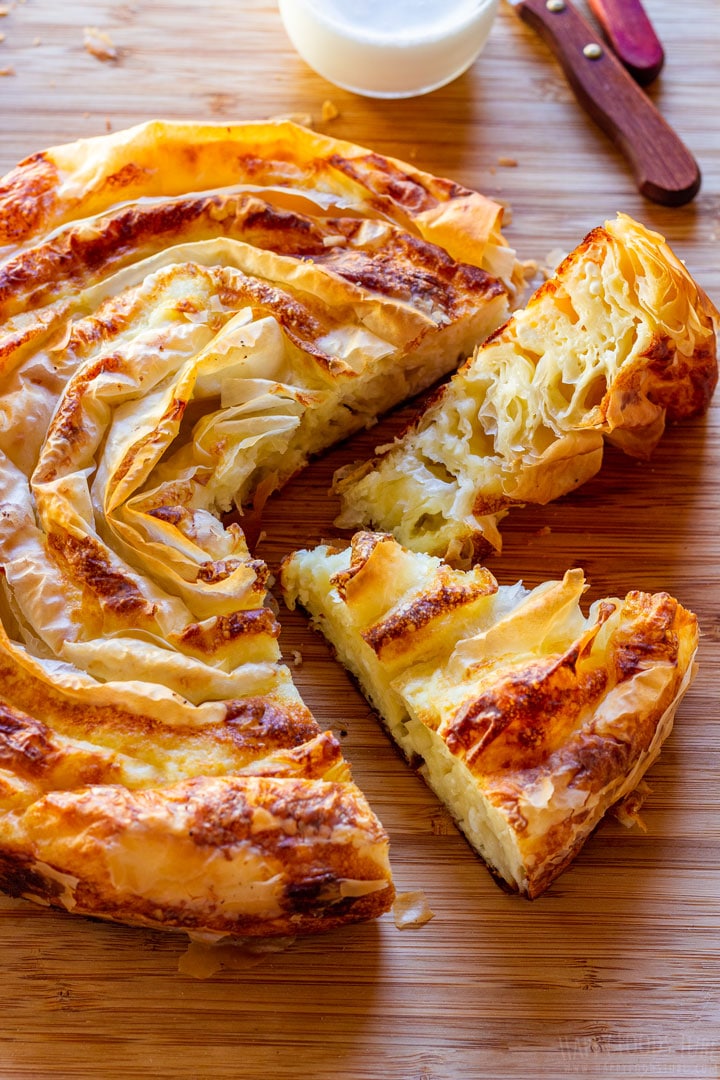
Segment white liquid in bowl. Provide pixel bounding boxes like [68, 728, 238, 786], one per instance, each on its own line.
[278, 0, 500, 99]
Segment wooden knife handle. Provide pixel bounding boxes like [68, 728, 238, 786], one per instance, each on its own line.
[587, 0, 664, 85]
[517, 0, 700, 206]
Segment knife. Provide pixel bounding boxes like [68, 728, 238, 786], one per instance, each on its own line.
[508, 0, 701, 206]
[587, 0, 664, 85]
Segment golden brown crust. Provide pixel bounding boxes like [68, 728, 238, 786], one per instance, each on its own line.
[361, 567, 497, 663]
[330, 531, 392, 599]
[0, 647, 316, 771]
[0, 121, 516, 283]
[0, 631, 394, 931]
[0, 775, 391, 937]
[0, 151, 59, 246]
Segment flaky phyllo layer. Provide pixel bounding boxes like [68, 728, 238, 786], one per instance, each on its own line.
[0, 121, 522, 936]
[335, 215, 719, 562]
[282, 533, 699, 897]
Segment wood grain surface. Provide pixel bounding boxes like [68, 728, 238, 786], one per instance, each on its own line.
[1, 2, 719, 1078]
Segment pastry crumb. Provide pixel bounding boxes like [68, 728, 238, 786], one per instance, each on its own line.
[430, 809, 455, 836]
[612, 780, 652, 832]
[321, 99, 339, 122]
[83, 26, 118, 62]
[0, 65, 14, 75]
[179, 936, 296, 979]
[0, 32, 5, 42]
[535, 525, 551, 536]
[268, 111, 314, 129]
[0, 7, 10, 16]
[541, 247, 568, 277]
[497, 156, 518, 167]
[392, 890, 435, 929]
[290, 649, 303, 667]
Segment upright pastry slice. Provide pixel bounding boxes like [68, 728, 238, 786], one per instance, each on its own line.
[282, 533, 699, 897]
[335, 214, 718, 562]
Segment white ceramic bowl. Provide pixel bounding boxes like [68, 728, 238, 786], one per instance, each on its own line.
[278, 0, 500, 100]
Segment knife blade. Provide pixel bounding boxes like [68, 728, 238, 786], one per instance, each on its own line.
[587, 0, 664, 85]
[509, 0, 700, 206]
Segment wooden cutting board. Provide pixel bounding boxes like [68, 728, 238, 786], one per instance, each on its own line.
[0, 2, 719, 1077]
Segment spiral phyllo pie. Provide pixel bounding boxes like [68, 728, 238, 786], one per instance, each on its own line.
[0, 120, 520, 937]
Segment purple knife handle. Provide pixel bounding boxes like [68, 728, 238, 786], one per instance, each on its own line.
[588, 0, 664, 85]
[515, 0, 700, 206]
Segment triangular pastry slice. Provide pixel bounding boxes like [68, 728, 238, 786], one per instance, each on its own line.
[334, 214, 718, 562]
[281, 532, 699, 897]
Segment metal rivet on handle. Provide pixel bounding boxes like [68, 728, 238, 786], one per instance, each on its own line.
[546, 0, 565, 11]
[583, 42, 604, 59]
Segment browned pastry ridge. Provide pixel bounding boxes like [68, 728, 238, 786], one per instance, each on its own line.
[0, 119, 520, 938]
